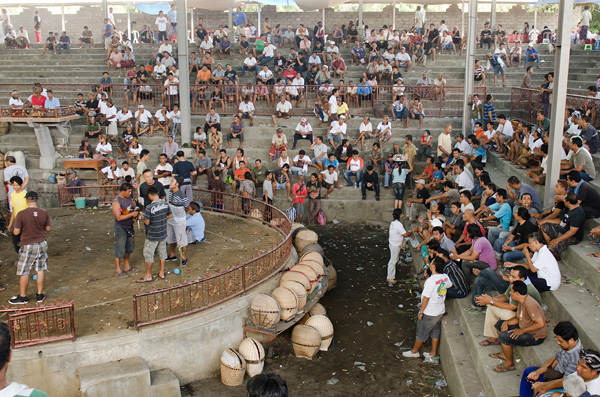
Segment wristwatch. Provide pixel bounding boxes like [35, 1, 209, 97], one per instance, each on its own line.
[490, 299, 494, 305]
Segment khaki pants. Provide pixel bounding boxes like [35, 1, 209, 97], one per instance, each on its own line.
[483, 304, 516, 338]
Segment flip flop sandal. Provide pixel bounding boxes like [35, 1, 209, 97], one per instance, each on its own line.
[480, 339, 500, 346]
[135, 278, 153, 283]
[493, 364, 516, 372]
[489, 352, 505, 360]
[117, 271, 129, 278]
[587, 253, 600, 259]
[127, 267, 139, 273]
[156, 274, 166, 280]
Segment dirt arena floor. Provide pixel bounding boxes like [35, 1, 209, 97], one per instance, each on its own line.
[0, 207, 283, 336]
[183, 223, 450, 396]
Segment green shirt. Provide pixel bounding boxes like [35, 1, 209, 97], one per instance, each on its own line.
[87, 122, 101, 133]
[369, 148, 384, 162]
[252, 166, 267, 186]
[255, 39, 265, 52]
[540, 117, 551, 132]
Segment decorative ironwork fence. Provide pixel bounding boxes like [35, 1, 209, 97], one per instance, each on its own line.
[132, 188, 292, 330]
[0, 302, 76, 348]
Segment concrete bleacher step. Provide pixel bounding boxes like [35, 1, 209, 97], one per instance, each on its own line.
[77, 356, 153, 397]
[149, 369, 181, 397]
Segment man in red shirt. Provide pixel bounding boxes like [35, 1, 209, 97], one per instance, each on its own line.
[9, 191, 51, 305]
[28, 86, 47, 108]
[232, 160, 248, 194]
[291, 175, 307, 223]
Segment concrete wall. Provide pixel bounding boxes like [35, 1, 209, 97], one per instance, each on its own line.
[7, 249, 298, 396]
[7, 5, 573, 40]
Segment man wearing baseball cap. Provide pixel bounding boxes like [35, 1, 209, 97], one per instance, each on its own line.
[9, 191, 51, 305]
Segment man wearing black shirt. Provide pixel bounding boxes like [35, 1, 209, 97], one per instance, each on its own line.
[480, 23, 492, 49]
[361, 165, 380, 201]
[136, 65, 150, 83]
[224, 64, 238, 83]
[139, 169, 166, 208]
[539, 192, 586, 258]
[306, 173, 322, 225]
[195, 24, 207, 44]
[173, 151, 197, 203]
[567, 170, 600, 218]
[273, 52, 287, 77]
[427, 24, 440, 48]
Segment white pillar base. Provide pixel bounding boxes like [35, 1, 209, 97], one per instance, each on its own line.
[27, 122, 68, 170]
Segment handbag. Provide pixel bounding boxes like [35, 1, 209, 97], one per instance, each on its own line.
[286, 206, 297, 222]
[318, 209, 326, 225]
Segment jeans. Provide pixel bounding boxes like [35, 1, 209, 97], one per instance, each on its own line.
[488, 226, 510, 247]
[416, 146, 431, 161]
[258, 56, 273, 65]
[241, 64, 258, 76]
[58, 43, 71, 54]
[496, 321, 545, 347]
[393, 108, 408, 120]
[392, 182, 406, 200]
[580, 171, 594, 181]
[293, 133, 314, 147]
[472, 267, 510, 307]
[526, 54, 539, 65]
[528, 270, 551, 292]
[447, 287, 468, 299]
[361, 182, 380, 198]
[344, 170, 363, 186]
[461, 260, 490, 283]
[290, 166, 308, 176]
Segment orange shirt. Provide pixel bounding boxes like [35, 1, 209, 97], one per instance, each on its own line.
[234, 168, 247, 180]
[197, 69, 211, 82]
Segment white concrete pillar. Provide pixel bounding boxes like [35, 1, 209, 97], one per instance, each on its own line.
[61, 6, 65, 32]
[27, 122, 64, 170]
[462, 0, 477, 134]
[258, 5, 262, 36]
[534, 7, 538, 32]
[127, 3, 131, 41]
[392, 1, 396, 31]
[102, 0, 108, 19]
[190, 8, 194, 42]
[177, 0, 192, 144]
[322, 8, 326, 34]
[490, 0, 496, 29]
[461, 0, 465, 38]
[358, 0, 363, 37]
[228, 0, 233, 35]
[545, 0, 573, 205]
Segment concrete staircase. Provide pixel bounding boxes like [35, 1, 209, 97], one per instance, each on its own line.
[77, 356, 181, 397]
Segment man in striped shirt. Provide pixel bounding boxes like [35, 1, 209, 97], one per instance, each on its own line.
[166, 176, 190, 266]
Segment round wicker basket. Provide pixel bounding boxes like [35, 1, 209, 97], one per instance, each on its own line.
[306, 314, 334, 351]
[291, 223, 305, 234]
[220, 348, 246, 386]
[309, 303, 327, 316]
[300, 243, 324, 257]
[271, 287, 299, 322]
[238, 338, 265, 377]
[280, 280, 307, 312]
[291, 324, 321, 360]
[290, 264, 319, 293]
[250, 293, 281, 329]
[327, 265, 337, 291]
[294, 229, 319, 253]
[280, 270, 311, 292]
[300, 250, 325, 266]
[298, 259, 324, 278]
[250, 208, 263, 220]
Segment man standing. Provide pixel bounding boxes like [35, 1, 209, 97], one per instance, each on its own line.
[580, 5, 592, 43]
[173, 151, 196, 202]
[138, 187, 171, 283]
[155, 11, 169, 42]
[166, 176, 190, 266]
[112, 183, 138, 277]
[306, 173, 321, 225]
[9, 192, 50, 305]
[103, 18, 113, 50]
[437, 124, 452, 161]
[3, 155, 29, 201]
[138, 169, 166, 208]
[386, 208, 413, 285]
[167, 4, 177, 40]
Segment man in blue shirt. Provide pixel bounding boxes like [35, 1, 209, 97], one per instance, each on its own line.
[525, 43, 539, 68]
[233, 7, 247, 40]
[351, 40, 365, 65]
[186, 202, 206, 243]
[58, 31, 71, 54]
[480, 188, 512, 246]
[44, 90, 60, 109]
[167, 4, 177, 38]
[486, 53, 505, 87]
[357, 77, 372, 106]
[103, 18, 113, 50]
[470, 138, 487, 169]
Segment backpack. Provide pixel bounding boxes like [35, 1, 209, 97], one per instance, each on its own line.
[286, 206, 297, 222]
[318, 210, 326, 225]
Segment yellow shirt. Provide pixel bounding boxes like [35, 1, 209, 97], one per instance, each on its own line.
[10, 190, 27, 216]
[337, 102, 349, 115]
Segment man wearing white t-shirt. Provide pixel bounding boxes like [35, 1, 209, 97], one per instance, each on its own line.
[454, 163, 474, 191]
[271, 95, 292, 128]
[155, 11, 169, 42]
[403, 256, 451, 358]
[328, 89, 339, 122]
[505, 233, 561, 292]
[395, 47, 412, 71]
[291, 150, 312, 176]
[242, 53, 258, 76]
[386, 208, 414, 284]
[493, 114, 514, 154]
[259, 43, 276, 65]
[134, 104, 154, 136]
[199, 36, 213, 55]
[116, 106, 133, 127]
[101, 99, 118, 137]
[168, 104, 181, 137]
[327, 115, 347, 148]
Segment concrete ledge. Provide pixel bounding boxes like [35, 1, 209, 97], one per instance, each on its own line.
[150, 369, 181, 397]
[78, 356, 151, 397]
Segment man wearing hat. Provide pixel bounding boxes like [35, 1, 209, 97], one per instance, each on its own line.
[395, 47, 412, 71]
[325, 41, 339, 64]
[9, 90, 23, 109]
[293, 118, 313, 149]
[9, 191, 51, 305]
[525, 42, 540, 68]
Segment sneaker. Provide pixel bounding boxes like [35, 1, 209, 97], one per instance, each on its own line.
[386, 279, 397, 285]
[362, 196, 366, 200]
[36, 294, 46, 303]
[376, 197, 380, 201]
[9, 295, 28, 305]
[181, 258, 188, 267]
[402, 350, 420, 358]
[423, 352, 436, 358]
[166, 256, 177, 262]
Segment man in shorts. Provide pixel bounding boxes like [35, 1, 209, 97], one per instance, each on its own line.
[138, 186, 171, 282]
[291, 175, 307, 223]
[78, 26, 94, 48]
[403, 256, 452, 358]
[319, 164, 341, 199]
[166, 176, 190, 266]
[112, 183, 139, 277]
[9, 192, 51, 305]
